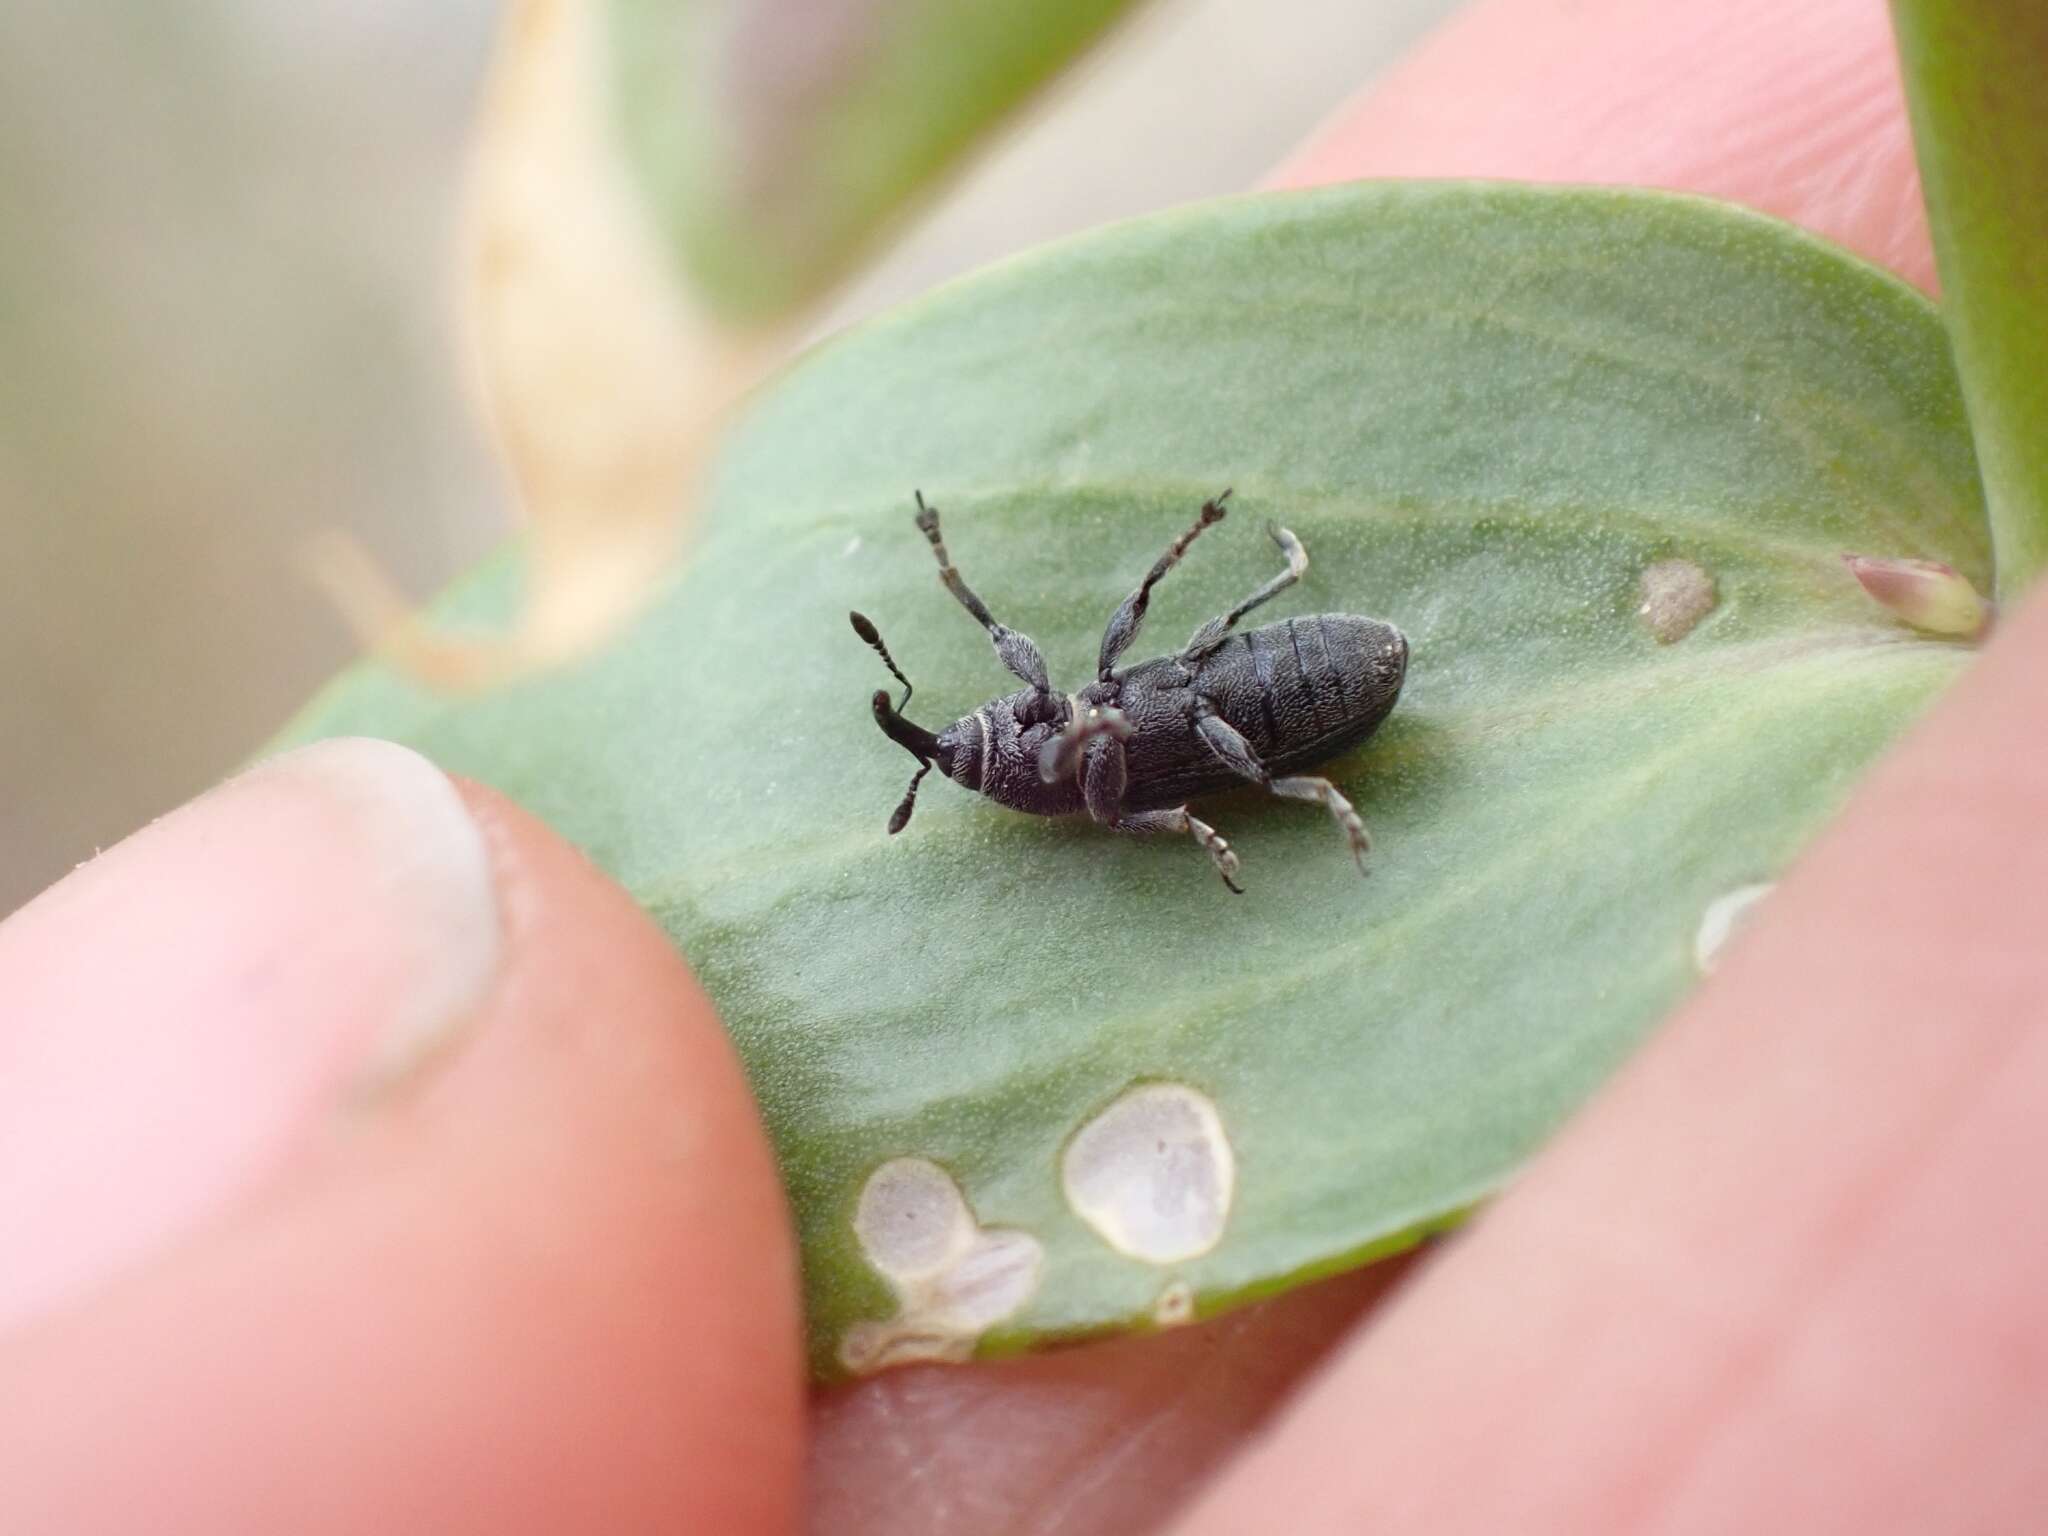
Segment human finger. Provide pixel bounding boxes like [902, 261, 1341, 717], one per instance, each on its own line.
[1175, 598, 2048, 1534]
[1274, 0, 1934, 290]
[0, 741, 802, 1534]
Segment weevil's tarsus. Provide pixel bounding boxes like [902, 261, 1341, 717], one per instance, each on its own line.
[1182, 809, 1241, 892]
[1181, 521, 1309, 664]
[1098, 490, 1231, 680]
[1117, 806, 1243, 893]
[1193, 702, 1370, 874]
[1273, 776, 1371, 872]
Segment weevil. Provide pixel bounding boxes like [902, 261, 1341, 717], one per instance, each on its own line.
[849, 491, 1407, 892]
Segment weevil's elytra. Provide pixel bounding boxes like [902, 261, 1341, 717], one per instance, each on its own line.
[849, 491, 1408, 892]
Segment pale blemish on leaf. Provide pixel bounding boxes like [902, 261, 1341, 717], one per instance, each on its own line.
[1063, 1083, 1235, 1265]
[1153, 1280, 1196, 1328]
[1694, 882, 1775, 973]
[1842, 554, 1991, 637]
[839, 1157, 1042, 1374]
[1638, 558, 1717, 643]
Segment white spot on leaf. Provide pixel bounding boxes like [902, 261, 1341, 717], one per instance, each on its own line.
[839, 1157, 1042, 1376]
[1062, 1083, 1235, 1264]
[940, 1230, 1044, 1329]
[854, 1156, 975, 1279]
[1153, 1280, 1196, 1328]
[1695, 882, 1774, 973]
[1638, 558, 1717, 644]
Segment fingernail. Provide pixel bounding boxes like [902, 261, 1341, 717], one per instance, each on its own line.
[0, 738, 500, 1330]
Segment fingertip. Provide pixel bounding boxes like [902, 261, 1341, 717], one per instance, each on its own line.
[0, 775, 802, 1534]
[1273, 0, 1935, 291]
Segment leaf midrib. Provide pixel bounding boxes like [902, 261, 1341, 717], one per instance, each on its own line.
[644, 625, 1953, 900]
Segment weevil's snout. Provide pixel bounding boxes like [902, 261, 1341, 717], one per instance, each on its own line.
[867, 688, 943, 835]
[871, 688, 940, 765]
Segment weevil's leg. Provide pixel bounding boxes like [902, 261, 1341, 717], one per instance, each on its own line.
[1190, 703, 1267, 784]
[1115, 808, 1243, 893]
[1038, 700, 1131, 785]
[1080, 735, 1129, 825]
[1191, 701, 1369, 875]
[1075, 719, 1241, 891]
[1096, 490, 1232, 680]
[913, 492, 1052, 699]
[1271, 777, 1371, 873]
[1180, 521, 1309, 662]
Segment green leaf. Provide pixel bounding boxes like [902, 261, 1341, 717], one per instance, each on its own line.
[285, 183, 1985, 1377]
[607, 0, 1146, 319]
[1891, 0, 2048, 601]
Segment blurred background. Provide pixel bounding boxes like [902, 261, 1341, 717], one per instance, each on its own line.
[0, 0, 1462, 912]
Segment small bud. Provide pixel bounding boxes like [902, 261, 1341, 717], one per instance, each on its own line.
[1842, 555, 1991, 639]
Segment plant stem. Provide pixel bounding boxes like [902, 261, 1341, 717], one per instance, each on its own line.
[1890, 0, 2048, 603]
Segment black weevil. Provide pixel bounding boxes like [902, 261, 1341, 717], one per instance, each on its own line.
[850, 491, 1407, 892]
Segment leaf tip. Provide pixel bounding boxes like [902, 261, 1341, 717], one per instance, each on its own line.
[304, 525, 672, 692]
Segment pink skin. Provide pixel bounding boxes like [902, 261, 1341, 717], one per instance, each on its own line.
[1272, 0, 1934, 293]
[4, 1, 2042, 1531]
[1176, 544, 2048, 1535]
[0, 767, 801, 1534]
[0, 751, 425, 1331]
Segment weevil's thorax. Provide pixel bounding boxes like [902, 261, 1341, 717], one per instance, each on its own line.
[936, 687, 1082, 814]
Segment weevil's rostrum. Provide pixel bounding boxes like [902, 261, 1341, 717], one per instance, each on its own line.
[850, 492, 1407, 891]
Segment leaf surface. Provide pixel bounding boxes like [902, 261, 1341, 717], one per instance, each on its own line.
[286, 184, 1986, 1376]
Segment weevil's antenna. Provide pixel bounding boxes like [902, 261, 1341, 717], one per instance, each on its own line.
[888, 763, 932, 835]
[849, 610, 914, 710]
[854, 612, 939, 818]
